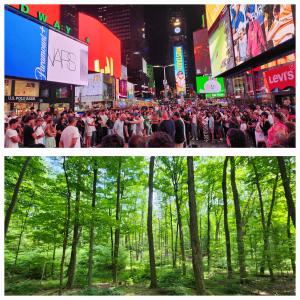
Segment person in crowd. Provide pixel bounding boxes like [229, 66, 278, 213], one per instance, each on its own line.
[59, 116, 81, 148]
[45, 118, 57, 148]
[5, 118, 20, 148]
[159, 111, 175, 141]
[173, 112, 186, 148]
[226, 128, 247, 147]
[101, 134, 124, 148]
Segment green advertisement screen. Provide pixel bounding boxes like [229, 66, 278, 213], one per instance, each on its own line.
[196, 75, 225, 98]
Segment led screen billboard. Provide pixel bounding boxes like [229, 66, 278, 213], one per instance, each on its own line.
[9, 4, 61, 26]
[230, 4, 295, 66]
[208, 8, 235, 77]
[5, 9, 49, 81]
[193, 29, 211, 75]
[15, 80, 40, 96]
[47, 29, 88, 86]
[119, 80, 127, 98]
[173, 46, 186, 95]
[206, 5, 225, 30]
[78, 13, 121, 78]
[196, 76, 225, 97]
[127, 82, 134, 99]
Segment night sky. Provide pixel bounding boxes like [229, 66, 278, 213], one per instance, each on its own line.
[76, 5, 204, 93]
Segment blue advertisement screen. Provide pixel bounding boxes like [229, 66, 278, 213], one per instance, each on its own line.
[5, 9, 49, 81]
[173, 46, 186, 95]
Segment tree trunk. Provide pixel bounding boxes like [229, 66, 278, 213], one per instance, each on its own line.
[169, 201, 176, 268]
[277, 157, 295, 228]
[222, 157, 232, 278]
[59, 157, 72, 294]
[207, 192, 211, 274]
[14, 206, 30, 267]
[174, 188, 186, 275]
[51, 235, 57, 278]
[187, 156, 205, 294]
[88, 167, 97, 288]
[229, 157, 247, 282]
[66, 171, 81, 289]
[251, 159, 268, 275]
[112, 159, 122, 283]
[147, 156, 157, 288]
[287, 213, 295, 275]
[5, 156, 32, 238]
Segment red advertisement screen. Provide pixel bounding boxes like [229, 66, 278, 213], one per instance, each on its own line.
[9, 4, 60, 25]
[78, 12, 121, 78]
[193, 29, 211, 75]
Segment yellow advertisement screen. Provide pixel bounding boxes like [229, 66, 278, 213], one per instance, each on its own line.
[206, 5, 225, 30]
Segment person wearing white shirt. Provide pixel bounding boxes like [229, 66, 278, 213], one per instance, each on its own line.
[5, 119, 20, 148]
[59, 117, 81, 148]
[113, 113, 125, 140]
[34, 118, 45, 145]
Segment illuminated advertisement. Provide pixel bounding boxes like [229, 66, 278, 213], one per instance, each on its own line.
[264, 62, 295, 92]
[121, 65, 128, 80]
[5, 79, 12, 96]
[78, 13, 121, 78]
[47, 29, 88, 86]
[196, 76, 225, 97]
[14, 80, 40, 96]
[230, 5, 295, 65]
[5, 9, 49, 81]
[119, 80, 127, 98]
[208, 8, 235, 77]
[193, 29, 211, 75]
[142, 58, 147, 74]
[173, 46, 186, 95]
[127, 82, 134, 99]
[206, 5, 225, 30]
[9, 4, 61, 28]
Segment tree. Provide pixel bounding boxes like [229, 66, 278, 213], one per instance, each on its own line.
[5, 157, 32, 238]
[147, 156, 157, 288]
[229, 157, 247, 282]
[187, 157, 205, 294]
[66, 168, 82, 289]
[222, 157, 232, 278]
[112, 158, 122, 283]
[87, 163, 98, 287]
[277, 157, 295, 228]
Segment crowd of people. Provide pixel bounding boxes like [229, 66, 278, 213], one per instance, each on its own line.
[4, 101, 295, 148]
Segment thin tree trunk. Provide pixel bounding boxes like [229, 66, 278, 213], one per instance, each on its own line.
[222, 157, 232, 278]
[174, 188, 186, 275]
[88, 166, 97, 288]
[112, 159, 122, 283]
[147, 156, 157, 288]
[207, 192, 211, 274]
[229, 157, 247, 282]
[66, 171, 81, 289]
[5, 157, 32, 238]
[169, 201, 175, 268]
[59, 157, 72, 295]
[287, 213, 295, 275]
[277, 157, 295, 227]
[51, 233, 57, 278]
[187, 156, 205, 294]
[14, 206, 30, 267]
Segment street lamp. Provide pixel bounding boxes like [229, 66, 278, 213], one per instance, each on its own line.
[153, 64, 174, 101]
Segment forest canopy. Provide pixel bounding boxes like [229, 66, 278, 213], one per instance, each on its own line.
[4, 156, 295, 295]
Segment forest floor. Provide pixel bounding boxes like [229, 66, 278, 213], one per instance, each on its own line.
[5, 271, 295, 296]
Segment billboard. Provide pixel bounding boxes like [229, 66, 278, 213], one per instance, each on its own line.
[119, 80, 127, 98]
[5, 79, 12, 96]
[78, 13, 121, 78]
[147, 64, 155, 88]
[5, 9, 49, 81]
[142, 58, 148, 74]
[15, 80, 40, 96]
[206, 5, 225, 30]
[196, 76, 225, 97]
[264, 62, 295, 92]
[127, 82, 134, 99]
[47, 29, 88, 86]
[230, 5, 295, 66]
[193, 29, 211, 75]
[173, 46, 186, 95]
[121, 65, 128, 80]
[9, 4, 61, 27]
[208, 8, 235, 77]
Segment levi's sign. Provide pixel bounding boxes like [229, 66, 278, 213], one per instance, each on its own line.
[265, 63, 295, 91]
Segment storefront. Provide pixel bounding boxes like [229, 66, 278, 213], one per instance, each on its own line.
[224, 53, 295, 105]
